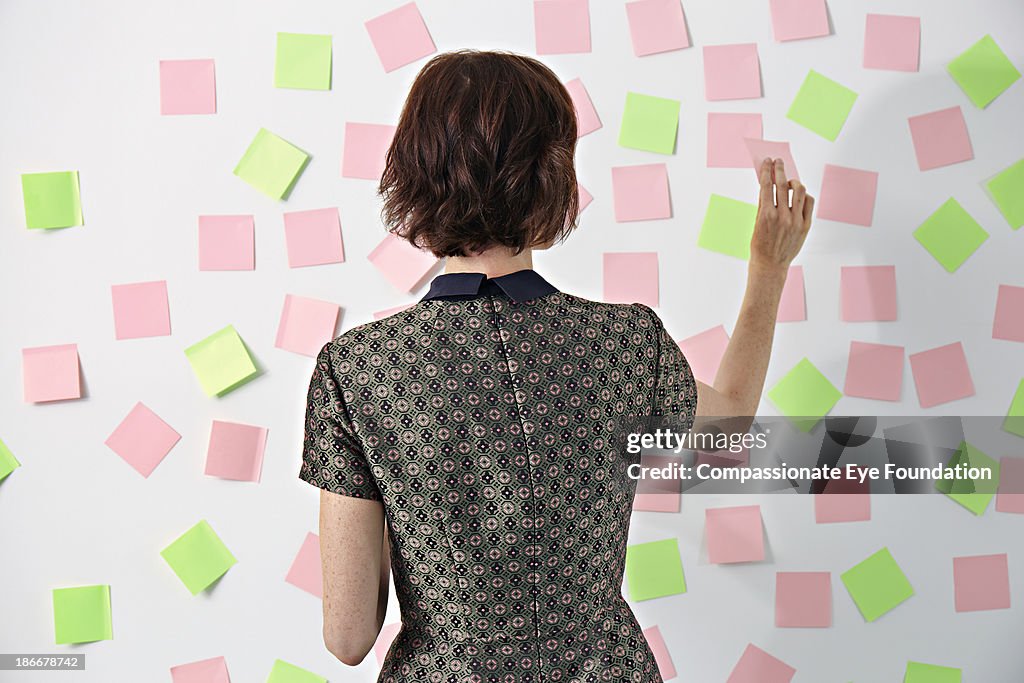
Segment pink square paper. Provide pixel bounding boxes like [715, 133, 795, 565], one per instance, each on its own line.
[111, 281, 171, 340]
[170, 656, 231, 683]
[840, 265, 897, 322]
[769, 0, 829, 42]
[205, 419, 268, 482]
[603, 253, 658, 307]
[565, 78, 601, 137]
[678, 325, 730, 385]
[864, 14, 920, 72]
[993, 284, 1024, 342]
[22, 344, 81, 403]
[159, 59, 216, 115]
[275, 294, 341, 357]
[105, 402, 181, 477]
[818, 164, 879, 226]
[703, 44, 762, 101]
[908, 106, 974, 171]
[365, 2, 436, 73]
[727, 643, 796, 683]
[642, 626, 677, 680]
[342, 122, 397, 180]
[611, 164, 671, 222]
[705, 504, 764, 564]
[368, 233, 439, 292]
[909, 341, 975, 408]
[534, 0, 591, 55]
[953, 553, 1011, 612]
[745, 138, 799, 181]
[777, 265, 805, 322]
[198, 215, 254, 271]
[374, 622, 402, 665]
[626, 0, 690, 57]
[577, 183, 593, 213]
[814, 473, 871, 523]
[285, 532, 323, 598]
[775, 571, 831, 627]
[996, 457, 1024, 514]
[283, 207, 345, 268]
[844, 341, 904, 401]
[707, 113, 763, 168]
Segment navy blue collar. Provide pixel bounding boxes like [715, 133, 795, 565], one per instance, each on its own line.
[420, 269, 559, 303]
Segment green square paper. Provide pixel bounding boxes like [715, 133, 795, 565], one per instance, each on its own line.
[52, 584, 112, 644]
[1004, 379, 1024, 438]
[913, 198, 989, 273]
[0, 437, 20, 482]
[21, 171, 83, 229]
[274, 32, 332, 90]
[840, 547, 914, 622]
[624, 538, 686, 601]
[697, 194, 758, 260]
[185, 324, 259, 397]
[904, 661, 962, 683]
[267, 659, 327, 683]
[947, 34, 1020, 108]
[986, 158, 1024, 229]
[766, 358, 841, 433]
[160, 520, 237, 595]
[233, 128, 310, 200]
[937, 441, 999, 515]
[618, 92, 681, 155]
[786, 70, 858, 141]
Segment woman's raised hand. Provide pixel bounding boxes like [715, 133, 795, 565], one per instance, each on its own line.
[749, 157, 814, 274]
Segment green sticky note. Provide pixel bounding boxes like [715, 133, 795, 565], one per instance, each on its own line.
[1004, 379, 1024, 438]
[274, 32, 332, 90]
[267, 659, 327, 683]
[841, 547, 914, 622]
[786, 70, 858, 141]
[698, 194, 758, 260]
[0, 437, 20, 482]
[937, 441, 999, 515]
[52, 584, 112, 644]
[904, 660, 962, 683]
[161, 520, 237, 595]
[625, 538, 686, 601]
[947, 34, 1020, 108]
[766, 358, 841, 433]
[986, 158, 1024, 229]
[21, 171, 83, 229]
[913, 198, 988, 273]
[185, 324, 259, 397]
[233, 128, 310, 200]
[618, 92, 681, 154]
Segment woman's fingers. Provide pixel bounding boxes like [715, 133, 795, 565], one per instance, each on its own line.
[772, 159, 790, 213]
[802, 195, 815, 229]
[790, 180, 806, 219]
[758, 158, 774, 208]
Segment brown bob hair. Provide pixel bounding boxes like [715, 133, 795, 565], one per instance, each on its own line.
[378, 50, 579, 258]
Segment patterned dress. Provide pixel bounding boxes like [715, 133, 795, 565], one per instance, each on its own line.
[300, 269, 698, 683]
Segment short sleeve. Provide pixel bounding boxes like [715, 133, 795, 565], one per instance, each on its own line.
[636, 305, 699, 432]
[298, 343, 383, 501]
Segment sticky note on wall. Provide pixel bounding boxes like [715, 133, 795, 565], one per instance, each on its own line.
[160, 520, 237, 595]
[986, 158, 1024, 229]
[698, 194, 757, 260]
[233, 128, 310, 200]
[22, 343, 82, 403]
[274, 32, 332, 90]
[266, 659, 327, 683]
[52, 584, 112, 644]
[21, 171, 83, 229]
[766, 357, 841, 432]
[786, 70, 858, 141]
[840, 546, 914, 622]
[365, 2, 437, 73]
[625, 538, 687, 601]
[946, 34, 1020, 108]
[170, 656, 231, 683]
[184, 325, 259, 396]
[0, 437, 21, 482]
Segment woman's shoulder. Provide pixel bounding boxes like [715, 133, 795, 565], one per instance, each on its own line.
[553, 292, 662, 329]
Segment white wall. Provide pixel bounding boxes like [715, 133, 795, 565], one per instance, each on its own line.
[1, 0, 1022, 680]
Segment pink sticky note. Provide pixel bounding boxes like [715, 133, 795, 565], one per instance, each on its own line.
[953, 553, 1011, 612]
[577, 183, 593, 213]
[365, 2, 436, 73]
[205, 419, 268, 482]
[111, 281, 171, 340]
[374, 303, 416, 320]
[703, 44, 762, 101]
[993, 284, 1024, 342]
[285, 532, 323, 598]
[996, 457, 1024, 514]
[275, 294, 341, 357]
[604, 253, 658, 307]
[814, 480, 871, 524]
[368, 233, 439, 292]
[625, 0, 690, 57]
[564, 78, 602, 137]
[678, 325, 730, 385]
[769, 0, 829, 42]
[727, 643, 796, 683]
[534, 0, 591, 55]
[840, 265, 897, 322]
[908, 106, 974, 171]
[198, 215, 254, 271]
[342, 122, 397, 180]
[844, 341, 904, 401]
[777, 265, 805, 322]
[633, 491, 681, 513]
[374, 622, 402, 665]
[642, 626, 677, 680]
[22, 344, 81, 403]
[818, 164, 879, 226]
[283, 207, 345, 268]
[707, 113, 763, 168]
[105, 402, 181, 477]
[864, 14, 920, 72]
[745, 138, 800, 181]
[705, 504, 764, 564]
[170, 656, 231, 683]
[775, 571, 832, 627]
[909, 341, 975, 408]
[159, 59, 216, 115]
[611, 164, 671, 222]
[695, 446, 749, 470]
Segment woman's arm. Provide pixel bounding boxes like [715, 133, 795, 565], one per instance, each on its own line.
[695, 157, 814, 427]
[318, 490, 391, 666]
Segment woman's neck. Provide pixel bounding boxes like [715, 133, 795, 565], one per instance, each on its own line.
[444, 247, 534, 278]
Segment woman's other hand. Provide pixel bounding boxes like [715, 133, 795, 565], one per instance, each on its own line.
[749, 157, 814, 275]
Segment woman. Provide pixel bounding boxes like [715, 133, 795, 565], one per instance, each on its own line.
[300, 50, 813, 682]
